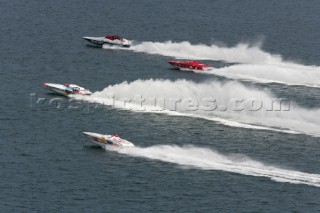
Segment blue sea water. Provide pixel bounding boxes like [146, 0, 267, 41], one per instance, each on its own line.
[1, 0, 320, 212]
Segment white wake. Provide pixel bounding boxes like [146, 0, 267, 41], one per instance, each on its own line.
[108, 145, 320, 188]
[103, 41, 320, 87]
[129, 40, 282, 64]
[200, 63, 320, 87]
[75, 79, 320, 137]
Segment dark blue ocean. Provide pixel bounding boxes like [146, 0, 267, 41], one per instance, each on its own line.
[1, 0, 320, 212]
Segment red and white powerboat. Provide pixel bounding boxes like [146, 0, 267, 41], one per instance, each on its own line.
[83, 34, 131, 47]
[43, 83, 92, 96]
[83, 132, 135, 148]
[169, 60, 213, 72]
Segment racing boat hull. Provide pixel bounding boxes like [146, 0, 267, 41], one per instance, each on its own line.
[83, 36, 131, 47]
[83, 37, 104, 46]
[43, 83, 92, 96]
[169, 61, 213, 72]
[83, 132, 135, 148]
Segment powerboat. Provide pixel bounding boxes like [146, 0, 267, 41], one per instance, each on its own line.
[43, 83, 92, 96]
[83, 132, 135, 148]
[83, 34, 131, 47]
[169, 60, 213, 72]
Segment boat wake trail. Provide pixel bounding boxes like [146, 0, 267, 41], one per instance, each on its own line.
[109, 145, 320, 187]
[130, 40, 282, 64]
[202, 63, 320, 88]
[104, 40, 320, 87]
[76, 79, 320, 137]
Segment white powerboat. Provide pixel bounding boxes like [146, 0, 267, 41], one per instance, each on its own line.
[83, 132, 135, 148]
[43, 83, 92, 96]
[83, 34, 131, 47]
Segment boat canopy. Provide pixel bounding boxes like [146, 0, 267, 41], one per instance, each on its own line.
[106, 35, 121, 40]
